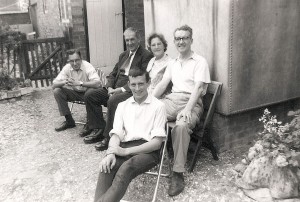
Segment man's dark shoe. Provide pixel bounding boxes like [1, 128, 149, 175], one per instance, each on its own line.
[168, 172, 185, 196]
[55, 121, 76, 132]
[83, 129, 104, 144]
[79, 124, 93, 137]
[95, 138, 109, 151]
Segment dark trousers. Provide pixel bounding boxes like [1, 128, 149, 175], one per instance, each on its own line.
[94, 140, 159, 202]
[53, 87, 109, 129]
[102, 91, 132, 137]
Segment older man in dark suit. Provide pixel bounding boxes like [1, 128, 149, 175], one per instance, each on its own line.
[82, 27, 152, 145]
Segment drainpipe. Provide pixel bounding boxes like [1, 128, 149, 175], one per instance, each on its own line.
[83, 0, 90, 62]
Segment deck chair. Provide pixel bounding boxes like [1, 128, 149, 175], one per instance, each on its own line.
[69, 68, 107, 124]
[168, 80, 222, 172]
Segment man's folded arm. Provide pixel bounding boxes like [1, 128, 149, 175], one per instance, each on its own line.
[52, 66, 68, 89]
[125, 137, 164, 155]
[184, 81, 206, 111]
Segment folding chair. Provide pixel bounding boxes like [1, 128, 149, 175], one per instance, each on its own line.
[145, 123, 172, 202]
[122, 124, 171, 202]
[69, 68, 107, 125]
[167, 80, 223, 172]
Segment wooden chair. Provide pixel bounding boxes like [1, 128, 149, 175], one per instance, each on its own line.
[167, 81, 223, 172]
[69, 68, 107, 124]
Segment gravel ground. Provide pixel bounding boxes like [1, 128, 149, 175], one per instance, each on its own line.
[0, 88, 254, 202]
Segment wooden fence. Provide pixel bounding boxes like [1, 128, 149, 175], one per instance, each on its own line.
[0, 36, 72, 88]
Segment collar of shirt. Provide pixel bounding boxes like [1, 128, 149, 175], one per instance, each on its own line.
[129, 94, 152, 104]
[176, 51, 196, 62]
[129, 51, 136, 58]
[129, 45, 139, 57]
[69, 63, 83, 72]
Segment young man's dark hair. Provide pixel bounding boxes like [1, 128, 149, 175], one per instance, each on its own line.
[128, 68, 150, 83]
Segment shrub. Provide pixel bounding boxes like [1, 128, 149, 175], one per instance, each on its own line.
[253, 109, 300, 168]
[0, 20, 28, 91]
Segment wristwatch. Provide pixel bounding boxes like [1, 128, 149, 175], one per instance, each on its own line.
[79, 81, 83, 87]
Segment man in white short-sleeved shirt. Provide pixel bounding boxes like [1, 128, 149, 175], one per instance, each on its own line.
[153, 25, 211, 196]
[52, 49, 108, 140]
[94, 69, 166, 202]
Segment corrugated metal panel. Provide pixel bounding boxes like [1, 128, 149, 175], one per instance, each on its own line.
[229, 0, 300, 114]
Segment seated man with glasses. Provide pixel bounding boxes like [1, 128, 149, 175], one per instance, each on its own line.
[52, 49, 108, 139]
[94, 68, 166, 202]
[153, 25, 211, 196]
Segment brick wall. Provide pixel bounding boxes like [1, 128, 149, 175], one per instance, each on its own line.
[211, 98, 300, 152]
[33, 1, 64, 38]
[70, 0, 87, 60]
[32, 0, 87, 59]
[123, 0, 146, 47]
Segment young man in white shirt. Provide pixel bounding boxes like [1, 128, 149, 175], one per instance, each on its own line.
[153, 25, 211, 196]
[94, 69, 167, 202]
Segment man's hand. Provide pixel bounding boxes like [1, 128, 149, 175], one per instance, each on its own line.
[107, 146, 128, 156]
[66, 78, 80, 86]
[99, 154, 116, 173]
[108, 87, 122, 96]
[176, 108, 192, 124]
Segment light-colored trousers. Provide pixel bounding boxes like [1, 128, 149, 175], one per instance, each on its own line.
[162, 93, 203, 172]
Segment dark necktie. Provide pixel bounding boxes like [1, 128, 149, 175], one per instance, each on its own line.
[119, 52, 133, 75]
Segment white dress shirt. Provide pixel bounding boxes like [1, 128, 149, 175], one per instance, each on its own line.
[109, 95, 167, 142]
[124, 50, 137, 76]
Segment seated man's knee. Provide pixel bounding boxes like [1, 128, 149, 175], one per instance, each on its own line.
[176, 119, 189, 128]
[84, 89, 97, 101]
[173, 119, 194, 135]
[113, 165, 133, 185]
[107, 94, 118, 108]
[53, 88, 63, 96]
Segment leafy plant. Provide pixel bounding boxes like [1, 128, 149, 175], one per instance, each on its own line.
[0, 20, 28, 91]
[244, 109, 300, 168]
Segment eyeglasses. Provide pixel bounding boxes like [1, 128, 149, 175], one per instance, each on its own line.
[174, 36, 190, 42]
[68, 59, 81, 64]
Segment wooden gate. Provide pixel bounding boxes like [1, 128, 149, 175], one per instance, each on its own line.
[86, 0, 124, 75]
[0, 36, 71, 88]
[23, 38, 72, 87]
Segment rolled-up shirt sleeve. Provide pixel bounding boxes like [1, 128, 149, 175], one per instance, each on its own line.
[109, 103, 125, 141]
[53, 65, 69, 83]
[86, 65, 100, 82]
[150, 103, 167, 140]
